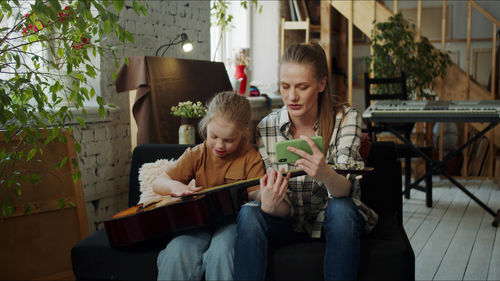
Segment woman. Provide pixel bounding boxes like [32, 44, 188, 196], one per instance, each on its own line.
[233, 43, 378, 281]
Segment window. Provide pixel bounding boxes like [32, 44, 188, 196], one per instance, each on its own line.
[0, 1, 101, 108]
[210, 1, 250, 83]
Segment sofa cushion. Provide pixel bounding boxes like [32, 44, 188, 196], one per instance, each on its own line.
[268, 238, 324, 280]
[72, 214, 412, 281]
[138, 158, 195, 204]
[129, 144, 195, 207]
[71, 229, 163, 281]
[358, 212, 414, 280]
[266, 212, 413, 281]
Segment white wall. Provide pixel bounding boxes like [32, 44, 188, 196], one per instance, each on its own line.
[249, 1, 281, 96]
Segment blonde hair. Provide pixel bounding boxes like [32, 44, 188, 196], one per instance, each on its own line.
[280, 43, 346, 150]
[198, 91, 252, 144]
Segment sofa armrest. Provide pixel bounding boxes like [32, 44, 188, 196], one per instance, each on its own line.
[360, 141, 403, 224]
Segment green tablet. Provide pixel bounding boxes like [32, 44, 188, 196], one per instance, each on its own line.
[275, 136, 324, 164]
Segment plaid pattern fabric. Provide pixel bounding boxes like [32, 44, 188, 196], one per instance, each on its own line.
[256, 106, 378, 238]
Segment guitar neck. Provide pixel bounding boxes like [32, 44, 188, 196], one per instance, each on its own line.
[195, 165, 373, 196]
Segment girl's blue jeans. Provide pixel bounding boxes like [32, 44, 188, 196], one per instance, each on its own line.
[234, 198, 364, 281]
[157, 223, 236, 281]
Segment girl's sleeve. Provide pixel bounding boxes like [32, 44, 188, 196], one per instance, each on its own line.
[166, 147, 196, 185]
[245, 147, 266, 193]
[246, 148, 266, 179]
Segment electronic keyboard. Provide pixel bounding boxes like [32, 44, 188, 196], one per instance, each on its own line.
[362, 100, 500, 122]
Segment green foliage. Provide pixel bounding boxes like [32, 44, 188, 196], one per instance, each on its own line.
[367, 13, 453, 99]
[0, 0, 146, 218]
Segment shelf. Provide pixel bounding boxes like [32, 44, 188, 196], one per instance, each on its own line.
[281, 18, 317, 56]
[310, 24, 320, 33]
[282, 20, 320, 31]
[282, 20, 309, 30]
[279, 1, 332, 82]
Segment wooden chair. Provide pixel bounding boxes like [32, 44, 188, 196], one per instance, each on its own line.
[364, 72, 434, 207]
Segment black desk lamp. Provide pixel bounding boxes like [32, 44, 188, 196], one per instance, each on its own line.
[155, 33, 193, 57]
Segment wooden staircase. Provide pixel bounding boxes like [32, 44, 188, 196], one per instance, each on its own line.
[331, 0, 500, 148]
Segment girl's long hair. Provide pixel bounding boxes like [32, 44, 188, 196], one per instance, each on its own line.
[198, 91, 252, 144]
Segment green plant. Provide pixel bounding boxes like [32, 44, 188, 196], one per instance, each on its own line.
[170, 101, 207, 119]
[367, 12, 453, 99]
[0, 0, 147, 217]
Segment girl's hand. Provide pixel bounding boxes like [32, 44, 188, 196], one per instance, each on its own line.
[260, 168, 291, 214]
[288, 135, 334, 183]
[153, 174, 203, 197]
[169, 185, 204, 197]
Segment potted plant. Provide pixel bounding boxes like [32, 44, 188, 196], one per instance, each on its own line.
[170, 101, 207, 144]
[367, 12, 453, 99]
[0, 0, 146, 217]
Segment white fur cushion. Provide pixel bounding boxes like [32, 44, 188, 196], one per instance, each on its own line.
[138, 159, 195, 204]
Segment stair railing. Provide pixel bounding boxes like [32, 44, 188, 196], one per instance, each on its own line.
[337, 0, 500, 177]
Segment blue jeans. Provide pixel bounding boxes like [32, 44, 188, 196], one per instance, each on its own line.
[157, 223, 236, 281]
[234, 198, 363, 281]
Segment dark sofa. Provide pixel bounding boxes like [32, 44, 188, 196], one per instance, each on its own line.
[71, 142, 414, 280]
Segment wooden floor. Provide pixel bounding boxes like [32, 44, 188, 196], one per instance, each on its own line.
[403, 177, 500, 281]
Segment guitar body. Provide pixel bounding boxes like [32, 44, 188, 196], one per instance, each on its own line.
[104, 189, 239, 247]
[104, 166, 373, 247]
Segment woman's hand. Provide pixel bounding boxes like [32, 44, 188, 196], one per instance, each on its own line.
[288, 135, 333, 183]
[288, 135, 352, 197]
[260, 168, 291, 216]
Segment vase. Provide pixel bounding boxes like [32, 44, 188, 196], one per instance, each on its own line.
[179, 118, 196, 145]
[234, 64, 247, 95]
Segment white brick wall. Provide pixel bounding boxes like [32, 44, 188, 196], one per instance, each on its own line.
[76, 0, 211, 232]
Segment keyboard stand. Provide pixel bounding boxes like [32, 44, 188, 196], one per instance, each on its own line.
[381, 122, 500, 227]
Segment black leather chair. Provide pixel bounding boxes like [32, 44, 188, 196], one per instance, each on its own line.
[364, 72, 434, 207]
[71, 142, 414, 280]
[364, 72, 410, 142]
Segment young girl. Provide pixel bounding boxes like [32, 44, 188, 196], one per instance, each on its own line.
[152, 91, 271, 281]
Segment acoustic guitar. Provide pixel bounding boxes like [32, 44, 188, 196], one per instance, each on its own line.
[104, 165, 373, 247]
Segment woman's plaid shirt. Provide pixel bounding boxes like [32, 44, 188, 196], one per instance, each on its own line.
[255, 106, 378, 238]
